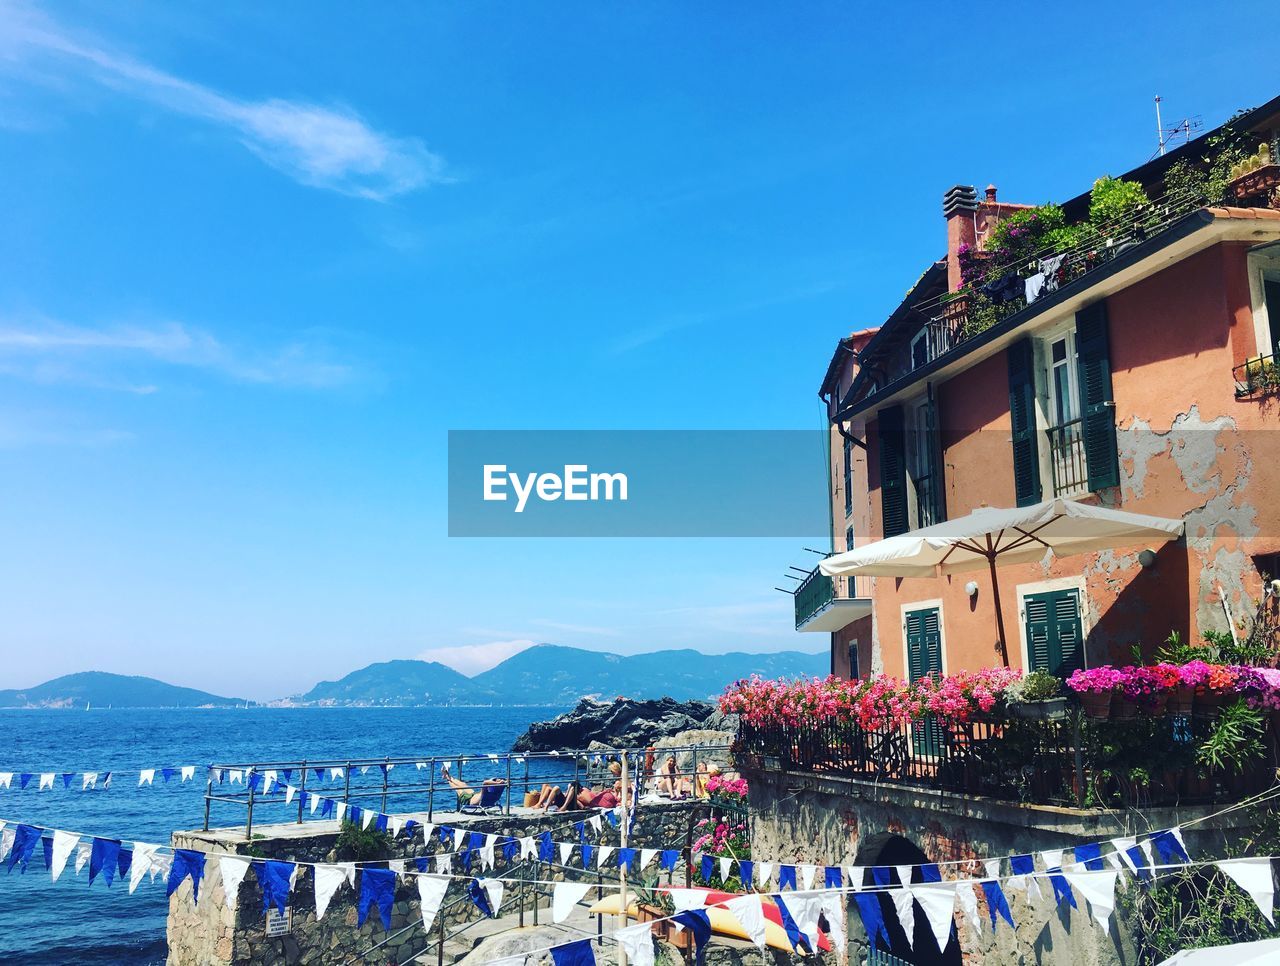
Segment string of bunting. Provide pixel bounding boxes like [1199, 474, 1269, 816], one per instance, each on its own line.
[1, 808, 1277, 966]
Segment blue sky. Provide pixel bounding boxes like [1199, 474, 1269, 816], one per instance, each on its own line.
[0, 1, 1276, 699]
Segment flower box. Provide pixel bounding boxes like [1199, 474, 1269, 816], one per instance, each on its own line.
[1167, 685, 1194, 715]
[1008, 697, 1069, 721]
[1078, 691, 1113, 720]
[1231, 163, 1280, 205]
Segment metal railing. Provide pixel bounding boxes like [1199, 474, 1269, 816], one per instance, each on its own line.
[734, 711, 1275, 809]
[794, 566, 869, 629]
[911, 472, 938, 529]
[1046, 417, 1088, 496]
[1234, 352, 1280, 399]
[202, 744, 732, 838]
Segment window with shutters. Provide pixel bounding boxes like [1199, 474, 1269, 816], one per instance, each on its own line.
[1042, 331, 1088, 497]
[1023, 589, 1084, 677]
[904, 606, 944, 755]
[842, 436, 854, 518]
[1245, 247, 1280, 373]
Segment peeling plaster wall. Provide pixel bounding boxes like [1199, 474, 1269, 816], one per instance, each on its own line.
[859, 242, 1280, 674]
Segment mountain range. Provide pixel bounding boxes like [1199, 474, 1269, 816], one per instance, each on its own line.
[0, 645, 826, 708]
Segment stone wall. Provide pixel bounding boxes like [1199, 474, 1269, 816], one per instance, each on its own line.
[743, 765, 1258, 964]
[166, 801, 706, 965]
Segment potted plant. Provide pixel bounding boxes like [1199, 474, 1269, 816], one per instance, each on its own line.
[1005, 670, 1067, 720]
[1229, 143, 1280, 205]
[1066, 666, 1123, 719]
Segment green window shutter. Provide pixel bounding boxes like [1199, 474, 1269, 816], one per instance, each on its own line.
[924, 384, 947, 523]
[906, 607, 943, 754]
[877, 405, 909, 537]
[1075, 301, 1120, 492]
[1024, 590, 1084, 677]
[1006, 339, 1042, 507]
[905, 610, 925, 682]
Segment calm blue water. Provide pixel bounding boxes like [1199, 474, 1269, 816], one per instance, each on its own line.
[0, 706, 566, 964]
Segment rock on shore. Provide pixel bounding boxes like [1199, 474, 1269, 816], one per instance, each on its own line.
[511, 696, 735, 752]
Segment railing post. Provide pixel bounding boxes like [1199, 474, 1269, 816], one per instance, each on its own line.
[1072, 713, 1087, 809]
[428, 757, 436, 822]
[203, 770, 213, 832]
[297, 760, 307, 824]
[436, 900, 445, 966]
[381, 756, 390, 813]
[505, 755, 513, 815]
[343, 761, 352, 807]
[245, 770, 256, 840]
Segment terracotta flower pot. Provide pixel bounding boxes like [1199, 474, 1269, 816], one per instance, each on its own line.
[1079, 691, 1112, 720]
[1111, 696, 1139, 720]
[1167, 685, 1194, 716]
[1146, 692, 1169, 716]
[1195, 690, 1228, 717]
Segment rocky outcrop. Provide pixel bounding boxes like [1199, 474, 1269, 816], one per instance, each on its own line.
[511, 696, 732, 752]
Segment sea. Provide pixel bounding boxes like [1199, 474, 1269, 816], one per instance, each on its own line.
[0, 705, 568, 965]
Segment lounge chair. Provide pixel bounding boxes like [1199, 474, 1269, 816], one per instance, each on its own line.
[459, 782, 506, 815]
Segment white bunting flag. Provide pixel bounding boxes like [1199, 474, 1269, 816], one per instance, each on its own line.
[435, 853, 453, 875]
[480, 834, 497, 871]
[913, 882, 958, 952]
[359, 766, 369, 776]
[799, 863, 818, 891]
[957, 882, 982, 939]
[892, 888, 916, 949]
[670, 888, 708, 911]
[821, 890, 849, 966]
[0, 826, 13, 863]
[415, 761, 426, 770]
[313, 864, 347, 920]
[756, 862, 775, 888]
[329, 767, 344, 781]
[334, 802, 348, 822]
[360, 809, 375, 831]
[388, 859, 406, 876]
[139, 770, 156, 787]
[597, 846, 615, 870]
[845, 866, 860, 889]
[417, 875, 450, 932]
[519, 837, 536, 861]
[309, 793, 321, 816]
[720, 857, 733, 883]
[210, 769, 223, 785]
[82, 773, 97, 791]
[559, 842, 574, 865]
[420, 823, 435, 844]
[148, 852, 172, 884]
[263, 771, 277, 793]
[74, 841, 93, 876]
[1041, 849, 1064, 870]
[640, 849, 658, 871]
[388, 817, 403, 838]
[1170, 827, 1189, 859]
[984, 858, 1001, 879]
[616, 921, 656, 966]
[49, 831, 79, 883]
[725, 894, 767, 949]
[781, 894, 825, 953]
[128, 843, 158, 893]
[285, 785, 296, 806]
[1110, 837, 1138, 872]
[0, 773, 11, 789]
[181, 766, 196, 782]
[39, 773, 55, 791]
[1064, 869, 1119, 933]
[1217, 858, 1275, 924]
[453, 827, 466, 850]
[1140, 839, 1155, 866]
[228, 770, 243, 785]
[553, 882, 593, 923]
[589, 815, 603, 834]
[477, 878, 504, 916]
[218, 856, 252, 912]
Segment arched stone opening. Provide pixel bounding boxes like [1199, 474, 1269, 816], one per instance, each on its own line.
[854, 832, 963, 966]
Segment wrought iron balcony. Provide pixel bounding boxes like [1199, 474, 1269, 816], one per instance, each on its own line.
[794, 565, 871, 632]
[1234, 353, 1280, 399]
[1046, 417, 1088, 497]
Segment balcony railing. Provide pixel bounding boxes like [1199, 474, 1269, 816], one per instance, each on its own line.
[1046, 417, 1088, 496]
[1234, 353, 1280, 399]
[733, 712, 1275, 809]
[793, 566, 869, 631]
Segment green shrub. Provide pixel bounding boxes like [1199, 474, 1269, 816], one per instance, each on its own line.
[334, 820, 393, 862]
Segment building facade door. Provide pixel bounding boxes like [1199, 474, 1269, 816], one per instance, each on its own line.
[1024, 588, 1084, 677]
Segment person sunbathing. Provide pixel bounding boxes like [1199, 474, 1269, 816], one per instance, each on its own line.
[654, 755, 680, 798]
[530, 783, 566, 811]
[554, 779, 619, 811]
[441, 763, 506, 806]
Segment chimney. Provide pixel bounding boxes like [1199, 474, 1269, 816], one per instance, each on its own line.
[985, 184, 998, 203]
[943, 185, 978, 293]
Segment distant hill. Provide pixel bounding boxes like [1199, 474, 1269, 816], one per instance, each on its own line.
[0, 672, 243, 709]
[293, 659, 479, 706]
[284, 645, 827, 706]
[470, 644, 828, 704]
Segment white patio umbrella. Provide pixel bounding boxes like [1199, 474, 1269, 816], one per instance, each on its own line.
[819, 497, 1184, 666]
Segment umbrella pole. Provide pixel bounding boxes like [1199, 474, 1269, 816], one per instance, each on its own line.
[988, 553, 1011, 667]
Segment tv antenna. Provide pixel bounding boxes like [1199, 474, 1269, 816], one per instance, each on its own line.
[1153, 95, 1202, 157]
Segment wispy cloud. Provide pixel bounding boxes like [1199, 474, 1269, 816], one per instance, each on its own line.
[528, 618, 622, 637]
[0, 5, 445, 199]
[0, 317, 362, 391]
[416, 639, 538, 676]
